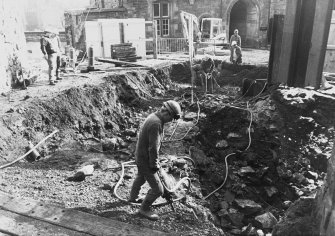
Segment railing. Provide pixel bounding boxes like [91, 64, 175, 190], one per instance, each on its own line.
[157, 38, 188, 54]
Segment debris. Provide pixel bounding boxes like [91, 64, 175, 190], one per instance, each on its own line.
[264, 186, 278, 198]
[68, 164, 95, 182]
[254, 212, 278, 229]
[256, 229, 265, 236]
[228, 211, 244, 227]
[216, 139, 229, 148]
[239, 166, 256, 175]
[227, 132, 242, 139]
[305, 171, 318, 180]
[184, 112, 198, 121]
[224, 191, 236, 204]
[189, 146, 213, 168]
[234, 199, 262, 215]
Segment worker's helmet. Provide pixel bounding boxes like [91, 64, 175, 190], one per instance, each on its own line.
[163, 100, 182, 120]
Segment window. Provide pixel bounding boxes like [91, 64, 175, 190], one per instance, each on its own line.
[153, 2, 170, 36]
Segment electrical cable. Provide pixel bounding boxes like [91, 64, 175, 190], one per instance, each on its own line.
[163, 101, 200, 143]
[203, 152, 236, 200]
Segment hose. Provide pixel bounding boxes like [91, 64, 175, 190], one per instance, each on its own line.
[0, 130, 59, 169]
[203, 152, 236, 200]
[113, 160, 192, 207]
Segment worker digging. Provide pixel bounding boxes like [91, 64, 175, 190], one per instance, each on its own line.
[1, 1, 335, 236]
[128, 100, 182, 220]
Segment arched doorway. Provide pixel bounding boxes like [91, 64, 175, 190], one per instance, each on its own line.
[228, 0, 259, 47]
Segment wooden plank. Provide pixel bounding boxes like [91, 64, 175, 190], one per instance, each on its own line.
[305, 0, 334, 88]
[95, 57, 151, 68]
[268, 14, 285, 83]
[0, 209, 90, 236]
[153, 20, 158, 59]
[0, 191, 166, 236]
[290, 0, 316, 87]
[275, 0, 300, 84]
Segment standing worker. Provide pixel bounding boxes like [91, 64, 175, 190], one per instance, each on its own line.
[129, 100, 182, 221]
[230, 29, 242, 64]
[40, 29, 62, 85]
[191, 57, 215, 92]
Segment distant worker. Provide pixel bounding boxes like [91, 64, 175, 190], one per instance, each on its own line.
[129, 100, 182, 221]
[230, 29, 242, 64]
[194, 30, 202, 55]
[40, 29, 62, 85]
[191, 57, 215, 92]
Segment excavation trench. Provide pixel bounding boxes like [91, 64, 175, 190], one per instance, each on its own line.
[0, 62, 334, 235]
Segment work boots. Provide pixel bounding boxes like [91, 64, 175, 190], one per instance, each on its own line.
[139, 199, 159, 221]
[139, 207, 159, 221]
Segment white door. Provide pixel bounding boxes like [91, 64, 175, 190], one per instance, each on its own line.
[85, 21, 103, 58]
[123, 18, 146, 60]
[99, 19, 122, 58]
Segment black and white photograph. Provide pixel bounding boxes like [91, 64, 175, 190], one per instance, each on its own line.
[0, 0, 334, 235]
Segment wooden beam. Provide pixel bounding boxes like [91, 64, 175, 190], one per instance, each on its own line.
[0, 191, 166, 236]
[275, 0, 300, 85]
[95, 57, 151, 68]
[268, 14, 285, 83]
[153, 20, 158, 59]
[305, 0, 334, 88]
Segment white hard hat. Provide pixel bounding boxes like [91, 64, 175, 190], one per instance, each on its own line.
[163, 100, 182, 120]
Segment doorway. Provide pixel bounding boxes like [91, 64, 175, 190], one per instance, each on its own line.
[229, 0, 259, 47]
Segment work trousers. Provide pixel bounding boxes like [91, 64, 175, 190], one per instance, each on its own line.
[230, 46, 242, 63]
[47, 53, 60, 82]
[129, 167, 164, 210]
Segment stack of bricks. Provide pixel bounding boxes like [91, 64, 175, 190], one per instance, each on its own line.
[110, 43, 140, 62]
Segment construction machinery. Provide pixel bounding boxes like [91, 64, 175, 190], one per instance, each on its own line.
[180, 11, 227, 46]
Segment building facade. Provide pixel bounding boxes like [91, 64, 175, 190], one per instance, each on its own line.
[86, 0, 287, 48]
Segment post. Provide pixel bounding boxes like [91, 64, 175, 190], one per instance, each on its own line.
[189, 16, 194, 103]
[153, 20, 158, 59]
[69, 47, 76, 70]
[87, 46, 94, 71]
[268, 14, 285, 83]
[119, 23, 125, 44]
[305, 0, 334, 88]
[275, 0, 300, 85]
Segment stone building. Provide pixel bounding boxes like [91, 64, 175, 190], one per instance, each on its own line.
[84, 0, 287, 48]
[0, 0, 27, 93]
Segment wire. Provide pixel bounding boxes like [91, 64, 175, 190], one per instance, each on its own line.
[203, 152, 236, 200]
[0, 130, 59, 169]
[163, 101, 201, 143]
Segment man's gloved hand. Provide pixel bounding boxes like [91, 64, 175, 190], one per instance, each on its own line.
[43, 54, 48, 61]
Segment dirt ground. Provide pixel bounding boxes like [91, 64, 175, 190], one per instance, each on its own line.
[0, 48, 335, 235]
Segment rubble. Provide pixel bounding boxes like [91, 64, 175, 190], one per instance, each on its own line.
[254, 212, 278, 229]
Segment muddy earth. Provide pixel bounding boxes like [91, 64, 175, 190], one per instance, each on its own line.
[0, 61, 334, 236]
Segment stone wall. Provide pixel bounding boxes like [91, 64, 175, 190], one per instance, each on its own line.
[317, 144, 335, 236]
[89, 0, 287, 48]
[270, 0, 287, 16]
[0, 0, 27, 93]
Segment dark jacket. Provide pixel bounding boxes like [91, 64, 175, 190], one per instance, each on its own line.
[135, 112, 163, 172]
[40, 35, 61, 55]
[230, 34, 241, 47]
